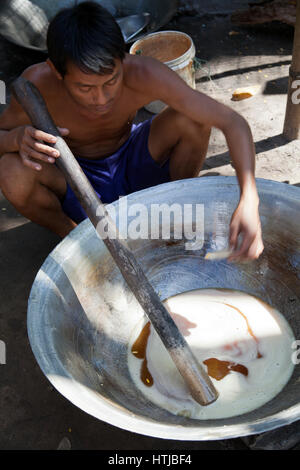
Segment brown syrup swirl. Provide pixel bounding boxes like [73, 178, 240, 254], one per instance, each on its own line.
[132, 301, 261, 387]
[131, 311, 196, 387]
[203, 357, 248, 381]
[223, 303, 263, 359]
[131, 322, 153, 387]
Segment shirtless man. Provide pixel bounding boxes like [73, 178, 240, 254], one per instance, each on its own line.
[0, 1, 263, 261]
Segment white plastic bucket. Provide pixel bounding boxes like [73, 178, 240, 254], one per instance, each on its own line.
[130, 30, 196, 113]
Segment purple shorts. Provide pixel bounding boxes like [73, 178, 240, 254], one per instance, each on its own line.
[61, 118, 170, 223]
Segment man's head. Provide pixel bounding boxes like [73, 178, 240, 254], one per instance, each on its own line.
[46, 1, 126, 114]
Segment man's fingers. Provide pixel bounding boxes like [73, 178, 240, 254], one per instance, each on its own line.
[19, 126, 69, 170]
[229, 234, 264, 262]
[22, 143, 56, 164]
[24, 159, 42, 171]
[243, 230, 264, 260]
[31, 140, 60, 158]
[256, 237, 264, 257]
[28, 127, 57, 144]
[228, 232, 255, 261]
[20, 151, 42, 171]
[229, 222, 239, 250]
[29, 126, 69, 148]
[238, 238, 259, 262]
[27, 149, 56, 164]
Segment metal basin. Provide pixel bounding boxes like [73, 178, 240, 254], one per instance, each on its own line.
[27, 177, 300, 440]
[0, 0, 177, 51]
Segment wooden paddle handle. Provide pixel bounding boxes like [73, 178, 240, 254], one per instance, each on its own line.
[11, 76, 219, 406]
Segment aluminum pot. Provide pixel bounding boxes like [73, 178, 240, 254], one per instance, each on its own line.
[27, 177, 300, 440]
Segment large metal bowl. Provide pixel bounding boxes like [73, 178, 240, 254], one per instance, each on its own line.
[27, 177, 300, 440]
[0, 0, 178, 51]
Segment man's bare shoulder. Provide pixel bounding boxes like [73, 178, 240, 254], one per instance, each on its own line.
[21, 62, 59, 97]
[122, 53, 188, 105]
[0, 62, 58, 130]
[123, 53, 165, 93]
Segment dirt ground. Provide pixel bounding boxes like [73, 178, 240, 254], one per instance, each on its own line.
[0, 3, 299, 451]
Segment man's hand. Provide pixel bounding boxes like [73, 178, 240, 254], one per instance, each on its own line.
[228, 195, 264, 262]
[16, 125, 69, 171]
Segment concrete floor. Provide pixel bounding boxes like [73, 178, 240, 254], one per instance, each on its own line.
[0, 6, 300, 450]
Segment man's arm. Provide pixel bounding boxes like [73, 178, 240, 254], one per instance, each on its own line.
[0, 68, 68, 170]
[138, 58, 263, 260]
[0, 94, 31, 156]
[141, 58, 256, 193]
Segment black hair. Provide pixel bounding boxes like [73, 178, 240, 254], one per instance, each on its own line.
[47, 1, 126, 77]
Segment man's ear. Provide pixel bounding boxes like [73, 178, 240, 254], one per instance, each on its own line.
[46, 59, 63, 80]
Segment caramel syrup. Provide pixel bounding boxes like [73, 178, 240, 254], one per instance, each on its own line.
[131, 322, 153, 387]
[203, 357, 248, 381]
[131, 300, 262, 387]
[223, 303, 263, 359]
[131, 312, 196, 387]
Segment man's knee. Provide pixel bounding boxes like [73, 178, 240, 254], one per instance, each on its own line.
[0, 153, 67, 208]
[0, 153, 21, 189]
[166, 113, 212, 180]
[0, 152, 36, 207]
[174, 112, 211, 141]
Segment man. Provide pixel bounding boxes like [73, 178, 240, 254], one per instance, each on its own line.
[0, 2, 263, 261]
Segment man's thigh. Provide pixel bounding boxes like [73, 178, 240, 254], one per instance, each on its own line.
[148, 107, 211, 173]
[148, 107, 182, 165]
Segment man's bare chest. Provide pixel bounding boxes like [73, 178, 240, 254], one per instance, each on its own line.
[47, 99, 138, 159]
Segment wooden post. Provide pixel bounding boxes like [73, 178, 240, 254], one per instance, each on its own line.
[283, 0, 300, 140]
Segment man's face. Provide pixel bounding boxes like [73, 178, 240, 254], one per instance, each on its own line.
[62, 59, 124, 116]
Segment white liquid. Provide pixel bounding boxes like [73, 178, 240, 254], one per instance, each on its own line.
[127, 289, 295, 419]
